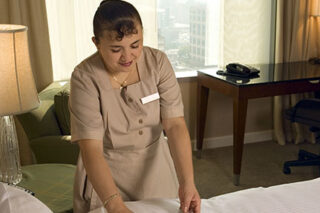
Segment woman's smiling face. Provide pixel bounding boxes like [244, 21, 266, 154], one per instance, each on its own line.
[93, 23, 143, 74]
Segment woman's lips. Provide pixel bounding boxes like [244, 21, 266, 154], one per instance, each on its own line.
[120, 61, 132, 67]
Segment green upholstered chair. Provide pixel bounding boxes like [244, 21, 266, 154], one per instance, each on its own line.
[18, 164, 76, 213]
[16, 81, 79, 164]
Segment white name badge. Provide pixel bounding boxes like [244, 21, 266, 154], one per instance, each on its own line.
[140, 92, 160, 104]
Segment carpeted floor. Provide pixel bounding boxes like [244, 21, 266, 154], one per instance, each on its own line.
[193, 140, 320, 199]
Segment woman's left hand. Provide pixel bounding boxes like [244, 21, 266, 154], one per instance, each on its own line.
[178, 183, 201, 213]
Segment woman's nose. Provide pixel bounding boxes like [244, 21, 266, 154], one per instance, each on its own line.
[120, 49, 131, 61]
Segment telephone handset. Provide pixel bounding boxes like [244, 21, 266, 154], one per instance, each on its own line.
[217, 63, 260, 78]
[226, 63, 260, 77]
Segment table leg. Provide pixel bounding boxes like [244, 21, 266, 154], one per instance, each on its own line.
[196, 84, 209, 158]
[233, 97, 248, 186]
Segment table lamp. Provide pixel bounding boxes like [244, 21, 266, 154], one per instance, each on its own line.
[311, 0, 320, 16]
[0, 25, 40, 184]
[309, 0, 320, 64]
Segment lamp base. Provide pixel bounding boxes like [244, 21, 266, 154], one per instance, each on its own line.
[0, 115, 22, 184]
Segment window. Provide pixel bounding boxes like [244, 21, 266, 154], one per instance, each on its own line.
[159, 0, 221, 71]
[46, 0, 275, 80]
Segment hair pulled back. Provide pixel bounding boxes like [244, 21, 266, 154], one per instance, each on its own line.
[93, 0, 143, 41]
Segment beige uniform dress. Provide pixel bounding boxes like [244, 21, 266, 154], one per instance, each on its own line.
[70, 47, 184, 213]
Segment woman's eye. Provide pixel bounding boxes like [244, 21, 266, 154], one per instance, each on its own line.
[111, 49, 120, 53]
[131, 45, 139, 49]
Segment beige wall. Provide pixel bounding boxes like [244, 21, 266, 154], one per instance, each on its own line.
[178, 79, 273, 141]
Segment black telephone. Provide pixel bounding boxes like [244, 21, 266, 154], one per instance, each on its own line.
[308, 57, 320, 64]
[217, 63, 260, 78]
[226, 63, 260, 77]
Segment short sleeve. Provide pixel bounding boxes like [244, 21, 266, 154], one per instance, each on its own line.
[157, 52, 184, 119]
[69, 69, 104, 142]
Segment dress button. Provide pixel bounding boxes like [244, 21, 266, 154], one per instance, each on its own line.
[128, 98, 133, 102]
[139, 119, 143, 124]
[139, 130, 143, 135]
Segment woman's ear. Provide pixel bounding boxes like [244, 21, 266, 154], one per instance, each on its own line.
[92, 36, 99, 49]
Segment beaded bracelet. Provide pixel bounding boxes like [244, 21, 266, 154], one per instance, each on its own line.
[103, 193, 120, 208]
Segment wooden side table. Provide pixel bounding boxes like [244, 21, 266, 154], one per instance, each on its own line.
[197, 62, 320, 185]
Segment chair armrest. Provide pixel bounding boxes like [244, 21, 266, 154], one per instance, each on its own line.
[30, 136, 79, 164]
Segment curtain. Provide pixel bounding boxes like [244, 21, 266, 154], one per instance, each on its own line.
[0, 0, 53, 92]
[220, 0, 275, 66]
[46, 0, 157, 81]
[273, 0, 320, 145]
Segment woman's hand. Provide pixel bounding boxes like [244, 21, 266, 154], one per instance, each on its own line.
[179, 183, 201, 213]
[107, 205, 133, 213]
[162, 118, 201, 212]
[105, 197, 134, 213]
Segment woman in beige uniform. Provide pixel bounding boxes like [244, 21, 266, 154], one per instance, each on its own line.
[70, 0, 201, 212]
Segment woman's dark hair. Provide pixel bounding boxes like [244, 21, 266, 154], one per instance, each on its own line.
[93, 0, 143, 41]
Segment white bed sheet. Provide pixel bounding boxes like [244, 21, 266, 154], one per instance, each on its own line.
[90, 178, 320, 213]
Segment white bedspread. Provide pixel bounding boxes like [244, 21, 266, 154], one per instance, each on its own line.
[90, 178, 320, 213]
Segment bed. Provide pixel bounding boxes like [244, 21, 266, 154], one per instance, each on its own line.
[90, 178, 320, 213]
[1, 178, 319, 212]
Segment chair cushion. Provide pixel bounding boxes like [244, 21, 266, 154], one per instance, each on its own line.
[16, 81, 71, 139]
[54, 89, 70, 135]
[286, 98, 320, 128]
[16, 85, 64, 140]
[30, 135, 78, 164]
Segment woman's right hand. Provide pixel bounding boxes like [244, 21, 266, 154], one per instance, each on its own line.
[105, 197, 134, 213]
[107, 206, 133, 213]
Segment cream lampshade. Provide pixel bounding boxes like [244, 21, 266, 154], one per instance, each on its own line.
[311, 0, 320, 16]
[0, 24, 40, 184]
